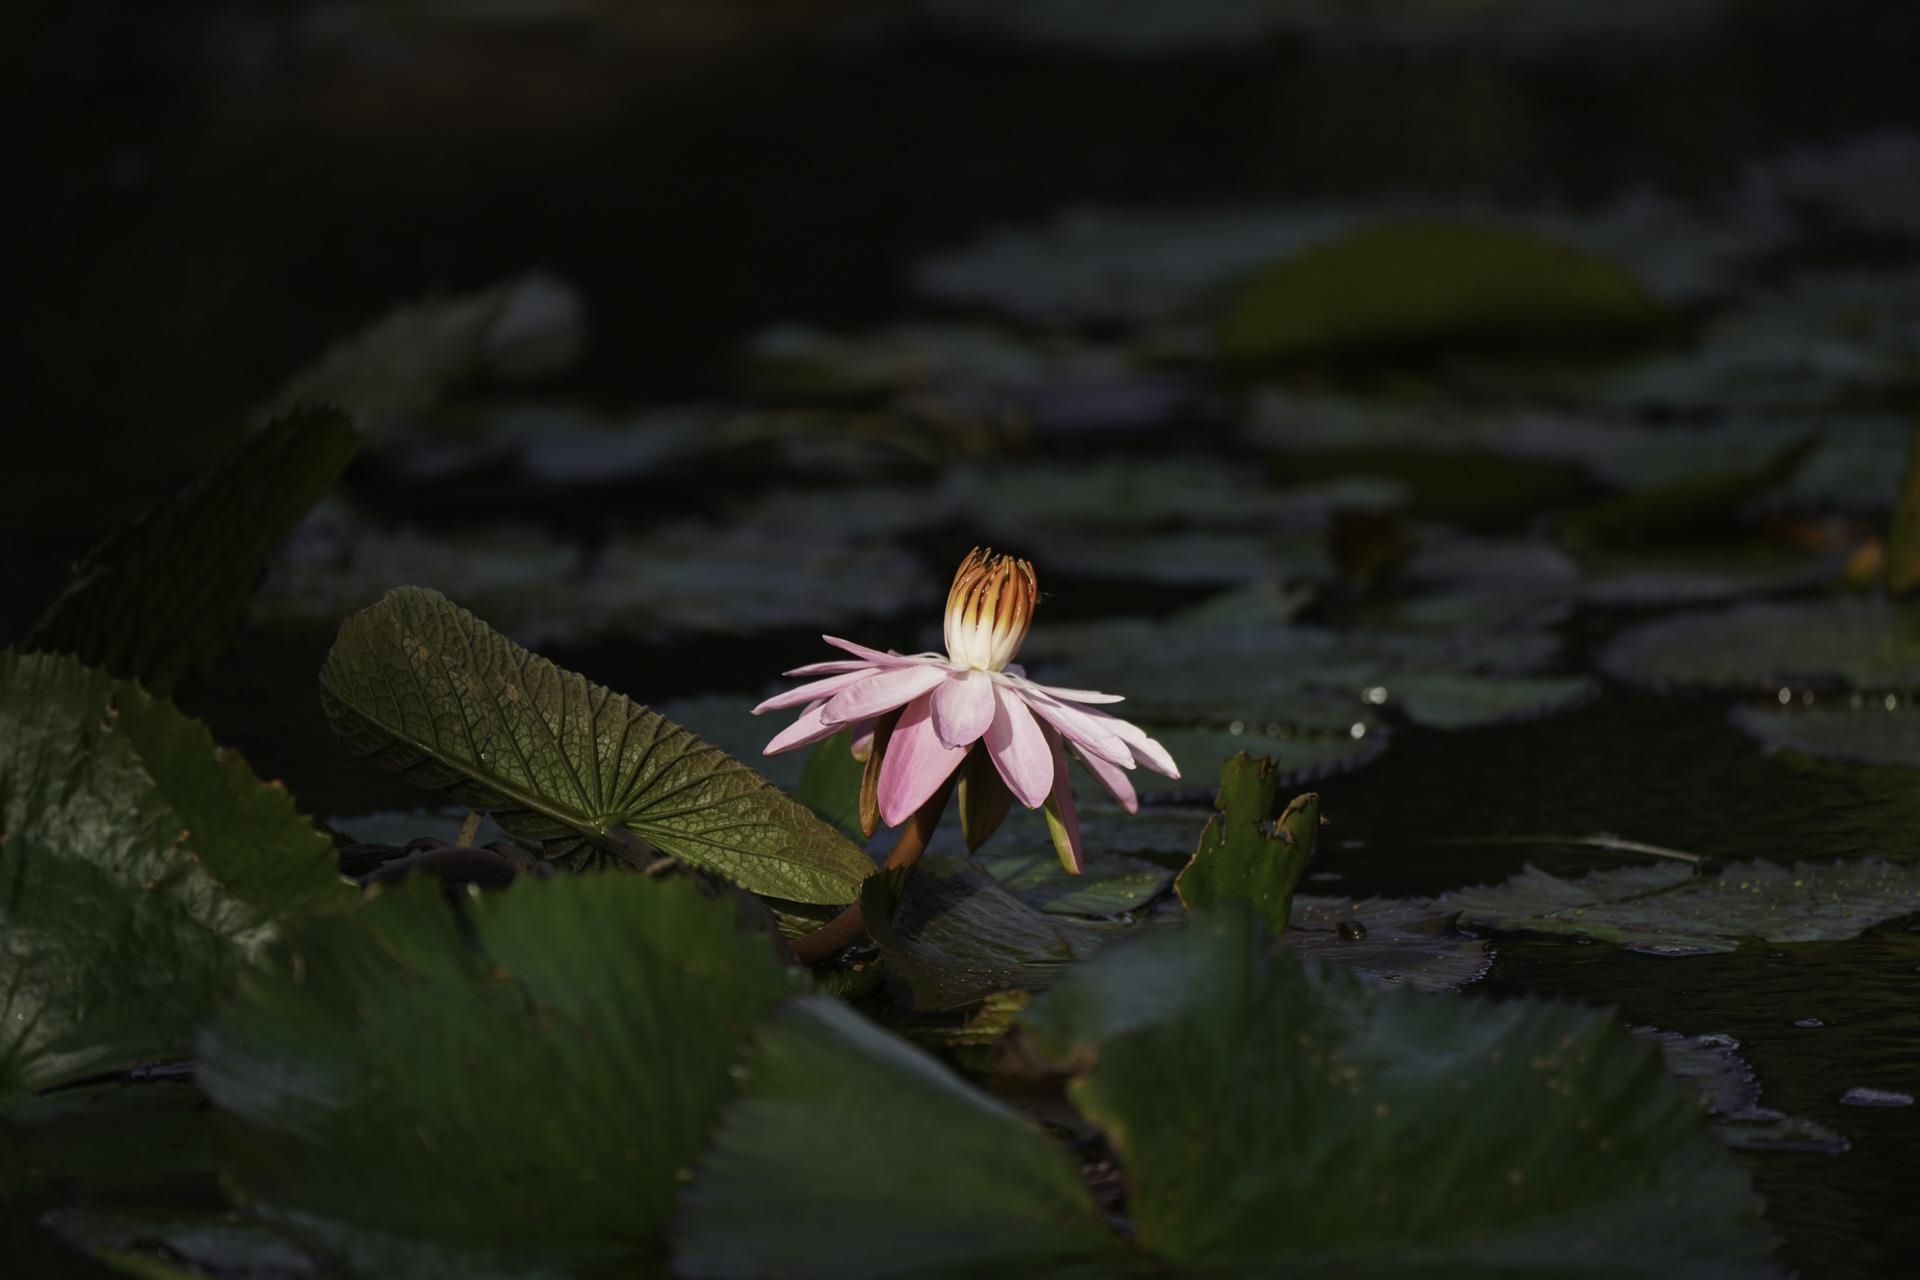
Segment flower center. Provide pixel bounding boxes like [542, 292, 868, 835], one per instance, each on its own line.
[943, 547, 1037, 672]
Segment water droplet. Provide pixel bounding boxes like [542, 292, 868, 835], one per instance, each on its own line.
[1888, 693, 1901, 712]
[1778, 687, 1793, 705]
[1265, 721, 1281, 737]
[1793, 1017, 1824, 1029]
[1228, 719, 1244, 736]
[1838, 1087, 1914, 1108]
[1363, 685, 1388, 705]
[1802, 688, 1816, 706]
[1349, 722, 1367, 740]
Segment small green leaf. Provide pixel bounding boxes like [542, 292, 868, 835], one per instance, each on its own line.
[1218, 219, 1669, 370]
[0, 652, 345, 1099]
[1445, 858, 1920, 954]
[674, 996, 1134, 1280]
[318, 586, 876, 902]
[26, 409, 361, 694]
[1021, 910, 1776, 1276]
[859, 855, 1107, 1012]
[1176, 755, 1316, 931]
[197, 874, 800, 1277]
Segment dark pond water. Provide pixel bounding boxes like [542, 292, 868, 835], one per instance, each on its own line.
[10, 3, 1920, 1275]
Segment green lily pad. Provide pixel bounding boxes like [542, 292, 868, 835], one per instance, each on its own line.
[1177, 755, 1317, 930]
[1035, 528, 1334, 586]
[198, 874, 799, 1277]
[1445, 858, 1920, 955]
[1019, 910, 1774, 1275]
[1144, 724, 1385, 799]
[860, 856, 1108, 1012]
[0, 652, 345, 1099]
[926, 802, 1213, 868]
[1389, 672, 1598, 731]
[1728, 702, 1920, 768]
[976, 850, 1175, 917]
[1600, 599, 1920, 693]
[674, 995, 1136, 1280]
[27, 409, 360, 695]
[319, 586, 876, 901]
[1555, 435, 1819, 549]
[1286, 895, 1494, 992]
[2, 1079, 215, 1201]
[41, 1206, 324, 1280]
[1218, 219, 1669, 370]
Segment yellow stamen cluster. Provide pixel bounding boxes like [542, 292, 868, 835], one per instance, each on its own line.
[944, 547, 1038, 671]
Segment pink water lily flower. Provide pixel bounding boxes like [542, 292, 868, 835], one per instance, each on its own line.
[755, 547, 1178, 873]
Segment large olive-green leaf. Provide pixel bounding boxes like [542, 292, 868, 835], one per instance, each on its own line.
[1217, 219, 1669, 370]
[0, 652, 345, 1100]
[26, 409, 361, 694]
[197, 874, 800, 1278]
[1176, 754, 1317, 930]
[674, 996, 1135, 1280]
[1021, 910, 1776, 1277]
[317, 586, 875, 901]
[1446, 858, 1920, 955]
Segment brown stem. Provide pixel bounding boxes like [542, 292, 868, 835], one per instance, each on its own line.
[789, 771, 958, 965]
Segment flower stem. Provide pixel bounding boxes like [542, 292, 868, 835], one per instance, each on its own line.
[789, 772, 957, 965]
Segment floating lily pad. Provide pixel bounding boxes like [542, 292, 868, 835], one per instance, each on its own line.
[860, 856, 1108, 1011]
[1286, 895, 1493, 992]
[388, 400, 714, 485]
[1600, 599, 1920, 693]
[28, 410, 361, 694]
[1756, 131, 1920, 240]
[1019, 910, 1775, 1275]
[926, 802, 1213, 868]
[1728, 702, 1920, 769]
[2, 1079, 214, 1201]
[1142, 724, 1385, 799]
[1035, 528, 1332, 586]
[41, 1206, 323, 1280]
[975, 851, 1174, 917]
[320, 586, 878, 900]
[0, 652, 345, 1099]
[1389, 672, 1599, 731]
[199, 875, 799, 1277]
[674, 995, 1135, 1280]
[1446, 858, 1920, 955]
[1635, 1028, 1849, 1155]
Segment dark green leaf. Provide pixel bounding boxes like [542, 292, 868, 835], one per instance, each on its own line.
[197, 874, 799, 1277]
[674, 996, 1133, 1280]
[1446, 858, 1920, 954]
[976, 850, 1173, 917]
[0, 652, 344, 1099]
[860, 855, 1108, 1012]
[1600, 599, 1920, 693]
[1218, 219, 1669, 370]
[1022, 910, 1776, 1276]
[792, 730, 866, 840]
[318, 586, 875, 901]
[1555, 435, 1818, 549]
[1729, 701, 1920, 768]
[26, 409, 361, 694]
[1286, 895, 1493, 993]
[1176, 755, 1316, 930]
[42, 1205, 324, 1280]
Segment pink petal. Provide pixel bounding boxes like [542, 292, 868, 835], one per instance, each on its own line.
[1107, 719, 1180, 778]
[763, 702, 843, 755]
[752, 668, 875, 715]
[1020, 692, 1134, 768]
[821, 635, 914, 667]
[1075, 745, 1139, 814]
[1025, 682, 1124, 704]
[877, 695, 968, 826]
[1042, 727, 1086, 875]
[930, 670, 996, 749]
[820, 663, 950, 726]
[783, 659, 874, 677]
[985, 684, 1055, 809]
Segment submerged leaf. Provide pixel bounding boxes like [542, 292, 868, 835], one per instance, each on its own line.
[27, 409, 361, 694]
[674, 996, 1132, 1280]
[198, 875, 799, 1277]
[1218, 219, 1669, 370]
[0, 652, 343, 1099]
[859, 856, 1108, 1012]
[318, 587, 876, 901]
[1285, 895, 1493, 993]
[1177, 755, 1317, 930]
[1020, 910, 1775, 1276]
[1446, 858, 1920, 955]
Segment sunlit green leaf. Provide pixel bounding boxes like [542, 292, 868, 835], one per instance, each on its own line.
[318, 587, 876, 901]
[198, 874, 799, 1277]
[0, 652, 344, 1099]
